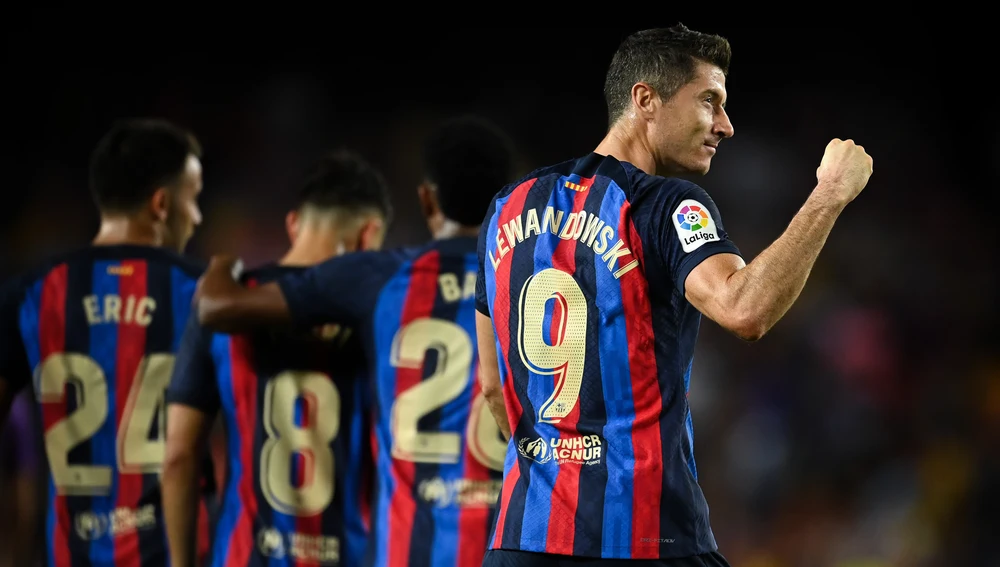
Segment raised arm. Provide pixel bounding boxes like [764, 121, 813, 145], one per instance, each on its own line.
[685, 138, 873, 341]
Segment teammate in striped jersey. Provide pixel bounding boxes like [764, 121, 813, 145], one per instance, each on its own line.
[0, 119, 211, 567]
[475, 24, 874, 566]
[163, 149, 392, 567]
[194, 115, 517, 567]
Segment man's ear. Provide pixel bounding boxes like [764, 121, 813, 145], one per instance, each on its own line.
[631, 81, 660, 118]
[150, 187, 170, 222]
[285, 210, 300, 245]
[358, 216, 386, 251]
[417, 181, 440, 220]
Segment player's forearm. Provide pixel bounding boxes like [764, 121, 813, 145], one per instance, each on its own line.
[161, 451, 202, 567]
[724, 186, 847, 340]
[482, 384, 512, 441]
[198, 282, 290, 333]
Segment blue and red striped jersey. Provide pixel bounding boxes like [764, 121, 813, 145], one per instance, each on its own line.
[475, 153, 744, 560]
[166, 264, 373, 567]
[0, 245, 210, 567]
[276, 236, 506, 567]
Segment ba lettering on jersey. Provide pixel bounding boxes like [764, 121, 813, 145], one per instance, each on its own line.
[166, 265, 372, 567]
[475, 153, 743, 560]
[276, 236, 506, 567]
[0, 245, 206, 567]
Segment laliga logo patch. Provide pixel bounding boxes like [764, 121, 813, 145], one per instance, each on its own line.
[673, 199, 720, 253]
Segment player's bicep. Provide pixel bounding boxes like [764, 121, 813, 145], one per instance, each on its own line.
[277, 253, 376, 329]
[166, 314, 221, 414]
[199, 281, 291, 333]
[683, 253, 746, 328]
[165, 405, 212, 464]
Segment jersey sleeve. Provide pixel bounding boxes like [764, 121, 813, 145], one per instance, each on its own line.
[0, 277, 30, 393]
[165, 311, 221, 415]
[276, 251, 397, 330]
[650, 180, 743, 296]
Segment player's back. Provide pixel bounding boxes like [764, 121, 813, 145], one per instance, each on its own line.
[203, 265, 371, 567]
[2, 244, 203, 567]
[478, 152, 742, 560]
[350, 237, 507, 567]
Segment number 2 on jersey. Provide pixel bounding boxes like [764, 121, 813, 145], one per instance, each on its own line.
[37, 352, 174, 496]
[390, 318, 506, 471]
[516, 267, 588, 424]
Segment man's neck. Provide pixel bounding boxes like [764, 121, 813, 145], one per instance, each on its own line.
[92, 217, 161, 247]
[433, 219, 479, 240]
[279, 230, 345, 267]
[593, 119, 657, 176]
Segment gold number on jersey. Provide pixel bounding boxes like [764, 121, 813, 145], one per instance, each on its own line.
[389, 317, 505, 471]
[37, 352, 176, 495]
[516, 268, 588, 424]
[118, 353, 174, 473]
[260, 371, 340, 517]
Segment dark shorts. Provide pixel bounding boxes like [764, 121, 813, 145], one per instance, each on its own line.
[482, 549, 732, 567]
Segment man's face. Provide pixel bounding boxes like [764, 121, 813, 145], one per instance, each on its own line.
[650, 60, 734, 175]
[164, 154, 203, 252]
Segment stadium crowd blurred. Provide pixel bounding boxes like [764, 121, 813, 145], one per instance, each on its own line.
[2, 27, 996, 567]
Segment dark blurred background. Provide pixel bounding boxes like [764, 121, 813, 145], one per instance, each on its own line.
[2, 21, 997, 567]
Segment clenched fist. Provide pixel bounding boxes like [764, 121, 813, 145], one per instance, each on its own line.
[816, 138, 874, 205]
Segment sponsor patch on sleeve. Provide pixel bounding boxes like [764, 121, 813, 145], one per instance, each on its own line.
[672, 199, 720, 253]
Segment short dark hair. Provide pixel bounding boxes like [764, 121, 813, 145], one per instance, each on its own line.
[296, 149, 392, 222]
[89, 118, 202, 214]
[604, 23, 731, 126]
[423, 115, 516, 226]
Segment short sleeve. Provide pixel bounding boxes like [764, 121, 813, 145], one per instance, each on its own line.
[475, 198, 497, 317]
[653, 181, 742, 296]
[165, 311, 221, 415]
[0, 277, 31, 393]
[276, 251, 396, 330]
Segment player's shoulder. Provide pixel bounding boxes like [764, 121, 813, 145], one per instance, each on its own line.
[618, 161, 707, 203]
[320, 247, 416, 289]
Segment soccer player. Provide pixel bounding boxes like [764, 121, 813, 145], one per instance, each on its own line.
[162, 149, 392, 567]
[474, 24, 874, 567]
[0, 118, 208, 566]
[193, 115, 517, 567]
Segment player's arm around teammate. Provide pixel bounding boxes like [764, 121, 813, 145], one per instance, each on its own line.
[195, 259, 290, 331]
